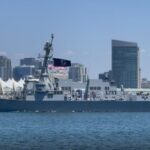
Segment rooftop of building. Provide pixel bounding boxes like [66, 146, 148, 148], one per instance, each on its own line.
[71, 63, 84, 67]
[112, 40, 138, 47]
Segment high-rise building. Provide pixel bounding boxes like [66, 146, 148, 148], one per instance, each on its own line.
[0, 56, 12, 81]
[69, 63, 87, 82]
[20, 58, 42, 69]
[112, 40, 140, 88]
[13, 57, 42, 80]
[13, 66, 35, 81]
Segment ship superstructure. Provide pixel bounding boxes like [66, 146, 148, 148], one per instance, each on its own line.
[22, 34, 65, 102]
[0, 35, 150, 112]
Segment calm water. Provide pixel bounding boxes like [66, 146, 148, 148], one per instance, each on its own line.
[0, 112, 150, 150]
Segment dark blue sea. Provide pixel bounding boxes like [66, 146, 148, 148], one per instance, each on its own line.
[0, 112, 150, 150]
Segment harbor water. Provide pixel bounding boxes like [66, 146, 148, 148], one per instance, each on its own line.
[0, 112, 150, 150]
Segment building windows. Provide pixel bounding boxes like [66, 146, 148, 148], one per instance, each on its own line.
[69, 63, 87, 82]
[112, 40, 139, 88]
[0, 56, 12, 81]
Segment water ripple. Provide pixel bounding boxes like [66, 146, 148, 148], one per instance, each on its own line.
[0, 112, 150, 150]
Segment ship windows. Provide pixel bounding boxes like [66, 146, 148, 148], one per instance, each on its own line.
[97, 87, 101, 90]
[105, 91, 117, 95]
[105, 87, 109, 90]
[48, 93, 53, 98]
[59, 91, 63, 95]
[61, 87, 71, 91]
[36, 84, 45, 91]
[114, 91, 117, 95]
[54, 91, 63, 95]
[90, 87, 94, 90]
[90, 87, 101, 90]
[57, 91, 63, 95]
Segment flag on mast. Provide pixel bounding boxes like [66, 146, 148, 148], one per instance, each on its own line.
[53, 58, 71, 67]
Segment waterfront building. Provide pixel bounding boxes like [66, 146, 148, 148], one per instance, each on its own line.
[13, 65, 35, 81]
[69, 63, 87, 83]
[0, 56, 12, 81]
[112, 40, 140, 88]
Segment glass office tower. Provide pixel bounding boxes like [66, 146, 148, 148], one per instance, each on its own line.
[0, 56, 12, 81]
[112, 40, 140, 88]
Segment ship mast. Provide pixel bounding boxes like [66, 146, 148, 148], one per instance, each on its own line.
[41, 34, 54, 77]
[84, 76, 89, 100]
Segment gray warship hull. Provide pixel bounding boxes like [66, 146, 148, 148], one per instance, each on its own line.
[1, 99, 150, 112]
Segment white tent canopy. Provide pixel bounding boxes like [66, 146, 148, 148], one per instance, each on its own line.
[0, 78, 25, 94]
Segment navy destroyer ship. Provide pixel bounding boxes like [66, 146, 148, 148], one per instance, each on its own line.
[0, 34, 150, 112]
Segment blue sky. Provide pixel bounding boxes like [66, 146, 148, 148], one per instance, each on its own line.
[0, 0, 150, 79]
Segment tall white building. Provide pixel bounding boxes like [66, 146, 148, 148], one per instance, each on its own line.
[69, 63, 87, 82]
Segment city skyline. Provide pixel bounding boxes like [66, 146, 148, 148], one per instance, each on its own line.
[0, 0, 150, 79]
